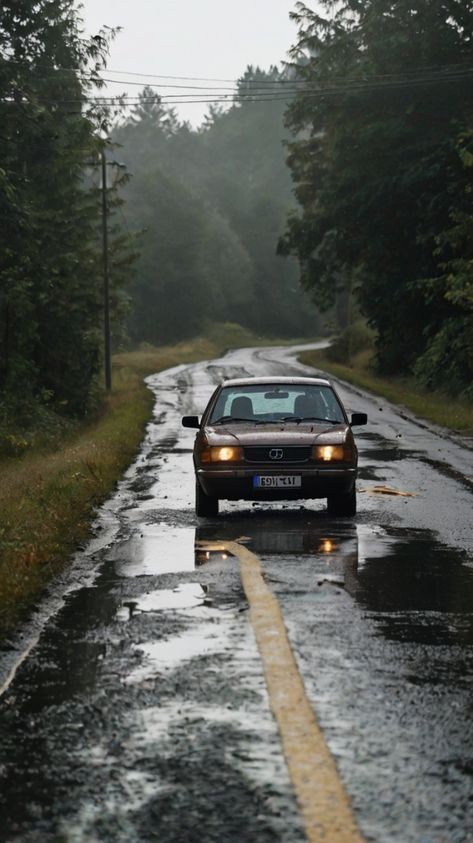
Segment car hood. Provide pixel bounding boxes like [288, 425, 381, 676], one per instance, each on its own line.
[203, 423, 350, 447]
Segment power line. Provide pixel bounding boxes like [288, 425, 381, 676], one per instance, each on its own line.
[95, 66, 473, 93]
[3, 71, 473, 108]
[96, 60, 473, 84]
[4, 57, 473, 87]
[98, 63, 473, 87]
[2, 63, 473, 114]
[99, 78, 239, 91]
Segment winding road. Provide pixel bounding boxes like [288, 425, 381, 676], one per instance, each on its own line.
[0, 344, 472, 843]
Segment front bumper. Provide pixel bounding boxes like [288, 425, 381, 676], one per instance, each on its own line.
[197, 466, 357, 501]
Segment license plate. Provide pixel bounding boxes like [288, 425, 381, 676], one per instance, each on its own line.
[253, 475, 302, 488]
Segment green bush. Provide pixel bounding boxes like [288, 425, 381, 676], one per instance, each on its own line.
[326, 320, 376, 364]
[414, 316, 473, 400]
[0, 395, 78, 459]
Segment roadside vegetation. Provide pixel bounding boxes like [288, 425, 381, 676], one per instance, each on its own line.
[0, 325, 298, 639]
[300, 325, 473, 435]
[280, 0, 473, 402]
[0, 4, 137, 424]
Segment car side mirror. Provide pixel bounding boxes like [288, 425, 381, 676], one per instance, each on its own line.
[182, 415, 200, 429]
[350, 412, 368, 426]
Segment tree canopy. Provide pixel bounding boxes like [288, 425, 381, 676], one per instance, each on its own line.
[280, 0, 473, 396]
[113, 67, 322, 345]
[0, 0, 132, 418]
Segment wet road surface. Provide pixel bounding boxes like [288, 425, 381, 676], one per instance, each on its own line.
[0, 344, 472, 842]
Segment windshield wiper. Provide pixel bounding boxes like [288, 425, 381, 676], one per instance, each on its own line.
[211, 415, 259, 425]
[284, 416, 340, 425]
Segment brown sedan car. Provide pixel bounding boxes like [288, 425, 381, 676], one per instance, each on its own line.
[182, 376, 367, 517]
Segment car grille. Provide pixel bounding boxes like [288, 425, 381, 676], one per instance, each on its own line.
[244, 446, 312, 463]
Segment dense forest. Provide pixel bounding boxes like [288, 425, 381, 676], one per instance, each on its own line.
[0, 1, 134, 421]
[280, 0, 473, 398]
[112, 68, 321, 345]
[0, 2, 320, 431]
[2, 0, 473, 436]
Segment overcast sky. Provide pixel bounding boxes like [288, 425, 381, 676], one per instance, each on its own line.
[78, 0, 302, 125]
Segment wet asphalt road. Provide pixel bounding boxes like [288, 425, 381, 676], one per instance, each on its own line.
[0, 344, 472, 843]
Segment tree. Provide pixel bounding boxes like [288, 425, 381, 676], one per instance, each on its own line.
[280, 0, 473, 384]
[184, 66, 321, 336]
[113, 70, 321, 343]
[0, 1, 133, 416]
[414, 132, 473, 397]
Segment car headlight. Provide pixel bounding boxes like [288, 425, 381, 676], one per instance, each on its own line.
[201, 446, 244, 463]
[312, 444, 352, 462]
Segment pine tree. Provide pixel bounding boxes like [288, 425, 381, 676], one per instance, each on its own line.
[0, 0, 133, 417]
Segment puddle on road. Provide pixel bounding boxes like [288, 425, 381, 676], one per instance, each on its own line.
[125, 621, 227, 684]
[197, 516, 473, 649]
[114, 525, 196, 577]
[357, 465, 386, 482]
[117, 583, 207, 620]
[112, 512, 360, 578]
[362, 445, 421, 462]
[130, 701, 267, 746]
[355, 527, 473, 646]
[358, 430, 473, 493]
[195, 512, 359, 561]
[357, 430, 424, 464]
[110, 512, 473, 651]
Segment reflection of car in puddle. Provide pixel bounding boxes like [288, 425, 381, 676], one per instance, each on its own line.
[195, 541, 232, 566]
[195, 517, 359, 594]
[197, 519, 473, 648]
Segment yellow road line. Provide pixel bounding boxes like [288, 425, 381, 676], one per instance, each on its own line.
[201, 539, 365, 843]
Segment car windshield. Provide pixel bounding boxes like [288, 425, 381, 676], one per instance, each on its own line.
[209, 384, 345, 425]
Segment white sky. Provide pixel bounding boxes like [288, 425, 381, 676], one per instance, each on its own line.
[77, 0, 303, 125]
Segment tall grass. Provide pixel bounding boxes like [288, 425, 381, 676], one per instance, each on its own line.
[0, 326, 293, 637]
[0, 358, 151, 635]
[300, 348, 473, 434]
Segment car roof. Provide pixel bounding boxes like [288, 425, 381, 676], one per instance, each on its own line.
[219, 376, 332, 388]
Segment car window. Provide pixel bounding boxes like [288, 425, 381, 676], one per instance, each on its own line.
[209, 385, 345, 423]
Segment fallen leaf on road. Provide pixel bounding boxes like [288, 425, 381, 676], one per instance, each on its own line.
[360, 485, 417, 497]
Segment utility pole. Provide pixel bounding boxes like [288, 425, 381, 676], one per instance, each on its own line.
[101, 148, 112, 391]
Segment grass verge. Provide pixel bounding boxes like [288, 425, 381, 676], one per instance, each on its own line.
[0, 324, 301, 639]
[300, 348, 473, 435]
